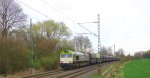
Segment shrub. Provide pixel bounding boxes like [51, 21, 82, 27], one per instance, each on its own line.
[0, 37, 28, 75]
[40, 56, 58, 71]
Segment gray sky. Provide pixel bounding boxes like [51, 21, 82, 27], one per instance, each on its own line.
[18, 0, 150, 55]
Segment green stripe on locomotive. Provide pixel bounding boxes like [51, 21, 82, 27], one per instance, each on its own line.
[60, 50, 75, 58]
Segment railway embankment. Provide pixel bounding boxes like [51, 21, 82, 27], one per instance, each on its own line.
[90, 61, 125, 78]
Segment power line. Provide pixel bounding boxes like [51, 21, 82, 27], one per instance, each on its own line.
[77, 23, 97, 37]
[40, 0, 97, 36]
[27, 15, 42, 21]
[18, 0, 51, 19]
[40, 0, 77, 23]
[18, 0, 97, 37]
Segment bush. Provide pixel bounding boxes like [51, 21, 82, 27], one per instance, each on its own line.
[0, 37, 28, 75]
[33, 60, 41, 69]
[40, 56, 58, 71]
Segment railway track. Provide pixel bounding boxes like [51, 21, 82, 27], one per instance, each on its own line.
[22, 70, 64, 78]
[57, 66, 97, 78]
[22, 62, 114, 78]
[56, 62, 111, 78]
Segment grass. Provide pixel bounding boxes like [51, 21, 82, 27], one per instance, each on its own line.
[108, 62, 124, 78]
[90, 62, 119, 78]
[90, 61, 126, 78]
[123, 58, 150, 78]
[90, 63, 112, 78]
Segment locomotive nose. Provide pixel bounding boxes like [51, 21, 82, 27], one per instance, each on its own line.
[60, 63, 73, 69]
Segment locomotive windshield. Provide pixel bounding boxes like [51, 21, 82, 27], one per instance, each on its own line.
[67, 54, 72, 58]
[61, 54, 66, 58]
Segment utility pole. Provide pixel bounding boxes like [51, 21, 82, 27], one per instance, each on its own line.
[30, 18, 33, 65]
[29, 18, 35, 76]
[97, 14, 101, 73]
[77, 14, 101, 72]
[114, 44, 115, 56]
[29, 18, 32, 76]
[98, 14, 100, 54]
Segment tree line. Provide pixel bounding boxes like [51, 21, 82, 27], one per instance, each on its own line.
[134, 50, 150, 59]
[0, 0, 93, 75]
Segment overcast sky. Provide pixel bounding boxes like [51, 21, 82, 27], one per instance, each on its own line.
[18, 0, 150, 55]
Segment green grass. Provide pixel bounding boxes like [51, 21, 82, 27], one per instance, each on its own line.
[123, 59, 150, 78]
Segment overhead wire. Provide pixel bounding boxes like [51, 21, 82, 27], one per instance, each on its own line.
[27, 15, 44, 23]
[40, 0, 97, 36]
[40, 0, 77, 23]
[18, 0, 51, 19]
[77, 23, 98, 37]
[18, 0, 97, 37]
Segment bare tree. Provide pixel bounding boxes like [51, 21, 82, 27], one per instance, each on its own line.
[107, 47, 113, 56]
[116, 48, 124, 57]
[0, 0, 26, 37]
[100, 46, 109, 55]
[100, 46, 114, 56]
[72, 35, 92, 53]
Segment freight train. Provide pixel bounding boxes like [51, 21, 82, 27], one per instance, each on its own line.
[60, 50, 118, 69]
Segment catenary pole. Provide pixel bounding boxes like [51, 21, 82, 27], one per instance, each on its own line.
[29, 18, 35, 75]
[98, 14, 100, 54]
[97, 14, 101, 74]
[114, 44, 115, 56]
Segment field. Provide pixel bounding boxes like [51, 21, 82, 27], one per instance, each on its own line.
[123, 59, 150, 78]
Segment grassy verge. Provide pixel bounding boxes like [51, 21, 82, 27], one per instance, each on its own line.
[107, 62, 124, 78]
[90, 62, 125, 78]
[89, 64, 111, 78]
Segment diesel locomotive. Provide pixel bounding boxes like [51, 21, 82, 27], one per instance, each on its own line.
[60, 50, 118, 69]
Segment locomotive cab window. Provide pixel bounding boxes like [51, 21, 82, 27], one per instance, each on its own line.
[67, 54, 72, 58]
[61, 54, 66, 58]
[76, 56, 79, 60]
